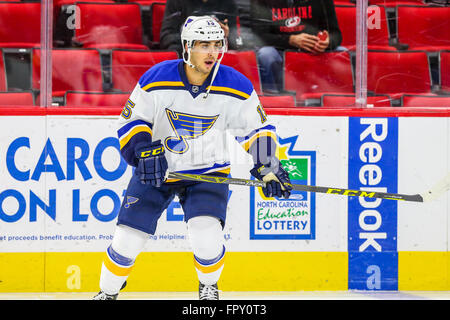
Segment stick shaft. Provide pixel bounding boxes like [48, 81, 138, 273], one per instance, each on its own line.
[168, 172, 424, 202]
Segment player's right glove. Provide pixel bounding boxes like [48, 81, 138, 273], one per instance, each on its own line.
[250, 158, 292, 199]
[135, 140, 168, 187]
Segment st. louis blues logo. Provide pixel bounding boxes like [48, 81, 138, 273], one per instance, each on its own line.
[165, 108, 219, 154]
[124, 196, 139, 209]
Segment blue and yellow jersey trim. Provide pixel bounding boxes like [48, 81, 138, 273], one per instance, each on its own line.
[141, 81, 185, 92]
[117, 119, 153, 150]
[206, 85, 250, 100]
[137, 60, 254, 100]
[235, 125, 278, 151]
[138, 59, 183, 92]
[207, 64, 254, 100]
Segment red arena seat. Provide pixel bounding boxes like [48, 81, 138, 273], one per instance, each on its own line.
[259, 95, 296, 108]
[54, 0, 114, 14]
[321, 94, 392, 107]
[369, 0, 428, 6]
[397, 6, 450, 51]
[440, 51, 450, 92]
[333, 0, 355, 5]
[64, 91, 129, 107]
[32, 49, 104, 96]
[111, 50, 178, 92]
[0, 92, 34, 106]
[150, 3, 166, 45]
[222, 50, 262, 95]
[284, 51, 354, 102]
[54, 0, 113, 8]
[73, 2, 148, 50]
[0, 2, 41, 48]
[367, 51, 432, 97]
[402, 94, 450, 107]
[335, 5, 395, 50]
[132, 0, 165, 5]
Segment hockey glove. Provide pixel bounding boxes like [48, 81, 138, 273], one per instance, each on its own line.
[135, 140, 168, 187]
[250, 159, 292, 199]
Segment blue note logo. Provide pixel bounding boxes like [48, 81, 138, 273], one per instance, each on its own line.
[165, 108, 219, 154]
[124, 196, 139, 209]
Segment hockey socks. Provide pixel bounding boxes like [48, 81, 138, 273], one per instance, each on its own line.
[99, 224, 148, 295]
[99, 245, 135, 295]
[194, 245, 226, 285]
[187, 215, 226, 285]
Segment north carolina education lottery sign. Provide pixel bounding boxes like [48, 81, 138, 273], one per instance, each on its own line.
[250, 135, 316, 240]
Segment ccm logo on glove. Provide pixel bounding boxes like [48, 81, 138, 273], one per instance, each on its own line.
[139, 146, 165, 158]
[135, 140, 168, 187]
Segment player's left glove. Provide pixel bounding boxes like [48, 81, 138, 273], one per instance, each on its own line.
[135, 140, 168, 187]
[250, 158, 292, 199]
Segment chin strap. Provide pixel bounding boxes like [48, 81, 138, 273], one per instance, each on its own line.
[183, 44, 196, 69]
[203, 51, 225, 99]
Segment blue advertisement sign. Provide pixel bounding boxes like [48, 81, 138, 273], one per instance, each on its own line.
[348, 117, 398, 290]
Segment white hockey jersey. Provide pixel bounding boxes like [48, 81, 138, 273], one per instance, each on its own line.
[117, 59, 278, 178]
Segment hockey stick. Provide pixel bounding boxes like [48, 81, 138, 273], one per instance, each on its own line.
[168, 171, 450, 203]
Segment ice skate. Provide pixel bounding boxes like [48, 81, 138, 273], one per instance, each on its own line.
[199, 282, 219, 300]
[93, 281, 127, 300]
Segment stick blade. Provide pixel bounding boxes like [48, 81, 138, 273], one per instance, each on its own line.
[420, 172, 450, 202]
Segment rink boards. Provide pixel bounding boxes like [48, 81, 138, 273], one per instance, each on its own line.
[0, 108, 449, 292]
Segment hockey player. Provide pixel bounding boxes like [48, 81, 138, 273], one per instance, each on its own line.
[93, 15, 292, 300]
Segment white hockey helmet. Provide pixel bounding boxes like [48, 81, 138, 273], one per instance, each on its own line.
[180, 15, 228, 98]
[180, 15, 228, 68]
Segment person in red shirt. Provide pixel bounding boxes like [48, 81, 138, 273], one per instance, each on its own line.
[250, 0, 342, 93]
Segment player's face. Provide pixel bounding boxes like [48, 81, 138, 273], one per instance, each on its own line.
[190, 40, 224, 74]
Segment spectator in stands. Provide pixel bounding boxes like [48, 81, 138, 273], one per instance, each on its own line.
[251, 0, 342, 93]
[160, 0, 241, 55]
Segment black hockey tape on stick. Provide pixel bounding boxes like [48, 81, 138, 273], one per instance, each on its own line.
[168, 172, 450, 203]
